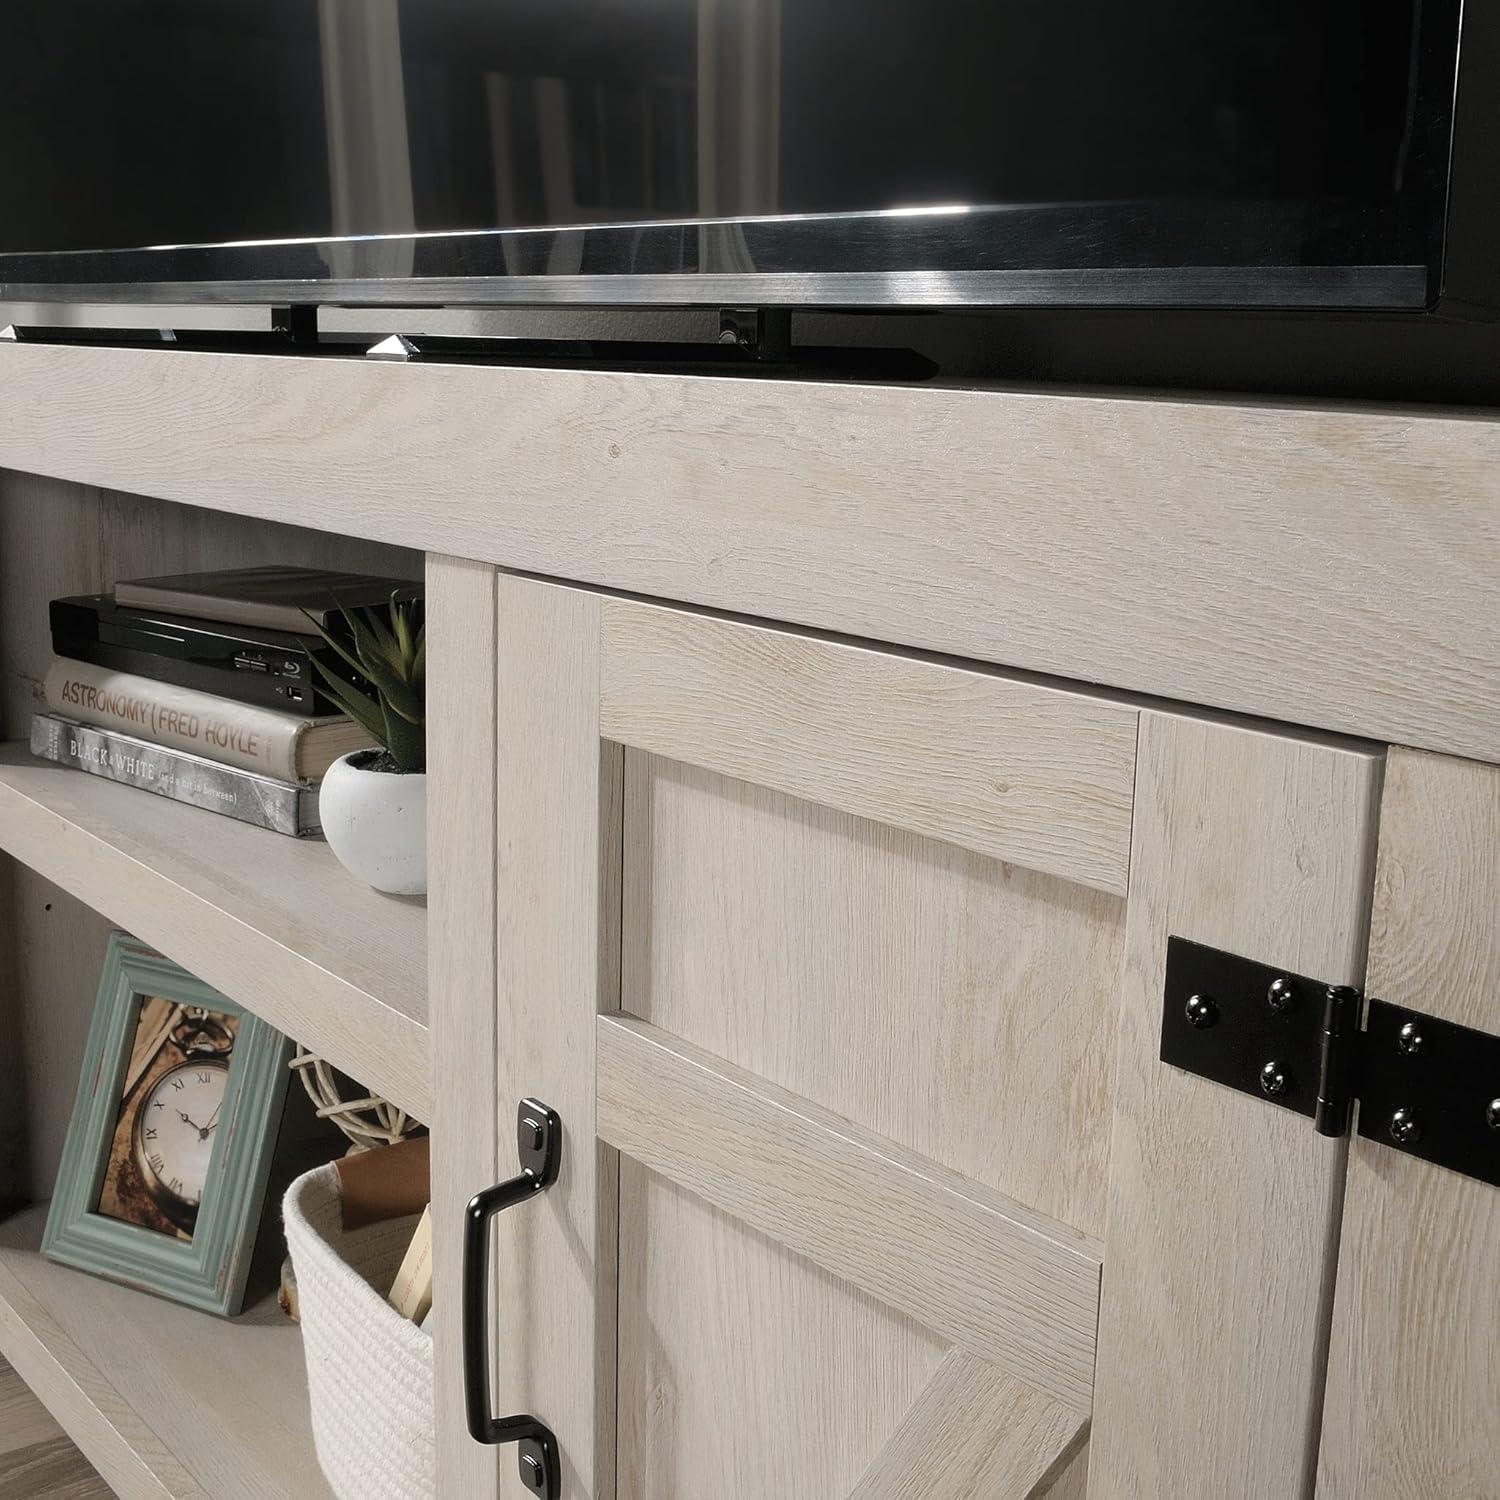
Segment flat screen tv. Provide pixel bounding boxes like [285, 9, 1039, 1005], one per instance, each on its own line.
[0, 0, 1495, 315]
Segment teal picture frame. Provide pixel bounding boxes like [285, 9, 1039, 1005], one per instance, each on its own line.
[42, 932, 293, 1317]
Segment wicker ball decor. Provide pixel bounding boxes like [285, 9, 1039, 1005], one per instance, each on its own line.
[290, 1047, 422, 1151]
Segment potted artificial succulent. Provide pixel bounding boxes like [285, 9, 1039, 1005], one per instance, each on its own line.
[307, 597, 427, 896]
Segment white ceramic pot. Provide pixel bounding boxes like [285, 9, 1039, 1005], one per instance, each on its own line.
[318, 751, 427, 896]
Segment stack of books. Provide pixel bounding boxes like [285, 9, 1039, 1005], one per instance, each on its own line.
[31, 566, 421, 838]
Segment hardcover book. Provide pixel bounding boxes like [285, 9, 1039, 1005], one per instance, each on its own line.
[42, 657, 373, 781]
[31, 713, 321, 837]
[113, 566, 422, 634]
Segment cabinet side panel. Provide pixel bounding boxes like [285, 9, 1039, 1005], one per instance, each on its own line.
[1318, 749, 1500, 1500]
[1090, 714, 1381, 1500]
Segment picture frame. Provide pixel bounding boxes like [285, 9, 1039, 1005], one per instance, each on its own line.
[43, 932, 293, 1317]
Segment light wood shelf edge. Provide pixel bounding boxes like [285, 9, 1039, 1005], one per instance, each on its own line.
[0, 1205, 329, 1499]
[0, 743, 430, 1121]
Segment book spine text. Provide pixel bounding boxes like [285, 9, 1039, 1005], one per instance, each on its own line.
[43, 657, 305, 779]
[30, 714, 319, 837]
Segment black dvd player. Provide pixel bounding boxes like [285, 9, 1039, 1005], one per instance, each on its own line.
[50, 594, 353, 717]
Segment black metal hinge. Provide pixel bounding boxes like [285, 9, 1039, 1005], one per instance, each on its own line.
[1161, 937, 1500, 1188]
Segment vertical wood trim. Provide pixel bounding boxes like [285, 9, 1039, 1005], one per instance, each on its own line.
[1090, 714, 1382, 1500]
[494, 576, 616, 1499]
[595, 739, 624, 1499]
[1318, 749, 1500, 1499]
[848, 1350, 1087, 1500]
[0, 857, 22, 1205]
[427, 555, 501, 1500]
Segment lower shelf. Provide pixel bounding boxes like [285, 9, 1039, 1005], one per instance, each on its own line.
[0, 742, 430, 1122]
[0, 1205, 331, 1500]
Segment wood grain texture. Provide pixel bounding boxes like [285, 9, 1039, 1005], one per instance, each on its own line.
[849, 1350, 1087, 1500]
[623, 752, 1124, 1239]
[0, 1355, 68, 1456]
[0, 856, 20, 1204]
[598, 1014, 1101, 1415]
[425, 555, 500, 1500]
[599, 599, 1137, 894]
[1, 343, 1498, 760]
[493, 576, 618, 1500]
[1318, 749, 1500, 1500]
[0, 1437, 112, 1500]
[0, 866, 115, 1204]
[1038, 1442, 1090, 1500]
[0, 1360, 110, 1497]
[0, 743, 429, 1119]
[1089, 713, 1381, 1500]
[0, 1205, 329, 1499]
[617, 1159, 947, 1500]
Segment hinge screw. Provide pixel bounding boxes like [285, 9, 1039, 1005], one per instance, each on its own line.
[1267, 976, 1299, 1012]
[1486, 1098, 1500, 1132]
[1259, 1060, 1291, 1097]
[1397, 1021, 1425, 1055]
[1389, 1107, 1423, 1145]
[1184, 993, 1218, 1028]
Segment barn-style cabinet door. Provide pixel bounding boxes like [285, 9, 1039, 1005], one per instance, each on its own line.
[1316, 750, 1500, 1500]
[460, 572, 1383, 1500]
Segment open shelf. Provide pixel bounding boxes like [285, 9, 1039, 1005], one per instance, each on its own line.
[0, 743, 429, 1121]
[0, 1204, 331, 1499]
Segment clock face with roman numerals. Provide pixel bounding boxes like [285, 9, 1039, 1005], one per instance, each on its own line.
[132, 1059, 230, 1226]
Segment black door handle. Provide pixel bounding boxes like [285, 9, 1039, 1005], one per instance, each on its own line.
[464, 1098, 562, 1499]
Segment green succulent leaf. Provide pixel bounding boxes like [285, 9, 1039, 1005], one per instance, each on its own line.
[382, 702, 425, 773]
[303, 595, 427, 767]
[311, 657, 393, 746]
[392, 596, 414, 664]
[302, 609, 373, 681]
[343, 603, 406, 681]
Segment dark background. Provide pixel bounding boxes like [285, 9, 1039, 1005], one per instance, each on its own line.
[0, 0, 1431, 262]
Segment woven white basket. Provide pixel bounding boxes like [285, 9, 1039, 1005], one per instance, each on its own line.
[283, 1164, 435, 1500]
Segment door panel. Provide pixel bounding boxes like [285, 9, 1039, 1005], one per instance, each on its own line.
[482, 577, 1386, 1500]
[601, 597, 1123, 1495]
[624, 753, 1124, 1238]
[1317, 749, 1500, 1499]
[598, 1015, 1101, 1413]
[849, 1349, 1089, 1500]
[618, 1159, 947, 1499]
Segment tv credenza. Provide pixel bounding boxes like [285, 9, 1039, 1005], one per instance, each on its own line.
[0, 340, 1494, 1500]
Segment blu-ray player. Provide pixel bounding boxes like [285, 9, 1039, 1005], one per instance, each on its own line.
[50, 593, 352, 717]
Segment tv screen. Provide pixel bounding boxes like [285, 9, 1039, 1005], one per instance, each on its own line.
[0, 0, 1477, 312]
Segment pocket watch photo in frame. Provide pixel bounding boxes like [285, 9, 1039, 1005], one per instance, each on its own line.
[43, 933, 293, 1316]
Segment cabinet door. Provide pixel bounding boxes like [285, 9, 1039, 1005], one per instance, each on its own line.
[1317, 750, 1500, 1499]
[478, 575, 1381, 1500]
